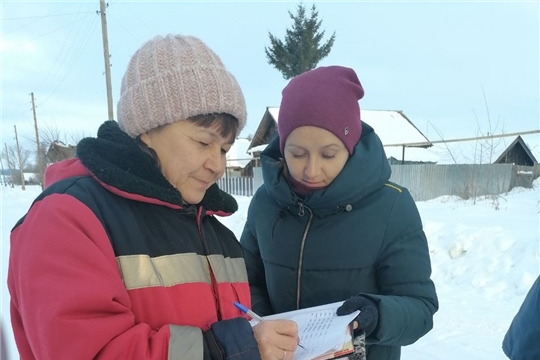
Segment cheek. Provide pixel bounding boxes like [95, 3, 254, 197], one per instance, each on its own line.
[326, 159, 347, 180]
[164, 156, 196, 183]
[285, 158, 304, 176]
[162, 164, 185, 186]
[326, 168, 341, 181]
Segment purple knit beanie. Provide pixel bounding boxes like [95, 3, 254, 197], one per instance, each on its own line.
[278, 66, 364, 155]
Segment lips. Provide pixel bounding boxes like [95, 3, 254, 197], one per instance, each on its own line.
[302, 180, 323, 187]
[195, 178, 210, 187]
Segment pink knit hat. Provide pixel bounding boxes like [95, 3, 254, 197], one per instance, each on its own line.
[117, 34, 247, 137]
[278, 66, 364, 155]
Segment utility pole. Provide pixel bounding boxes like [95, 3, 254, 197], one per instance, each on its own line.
[4, 143, 14, 188]
[99, 0, 114, 120]
[14, 125, 26, 190]
[31, 92, 44, 189]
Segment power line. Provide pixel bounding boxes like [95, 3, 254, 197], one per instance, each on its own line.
[3, 3, 99, 128]
[3, 2, 79, 35]
[35, 3, 99, 107]
[124, 2, 154, 34]
[384, 129, 540, 148]
[8, 13, 94, 51]
[36, 22, 99, 108]
[2, 11, 94, 21]
[105, 0, 153, 43]
[108, 13, 141, 43]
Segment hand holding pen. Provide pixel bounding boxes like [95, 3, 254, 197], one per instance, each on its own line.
[234, 302, 307, 352]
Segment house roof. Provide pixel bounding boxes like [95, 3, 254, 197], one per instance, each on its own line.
[423, 134, 540, 165]
[267, 107, 279, 123]
[226, 138, 252, 168]
[493, 135, 538, 165]
[249, 107, 436, 162]
[247, 144, 268, 155]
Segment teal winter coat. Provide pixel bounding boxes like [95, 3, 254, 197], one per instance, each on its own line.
[503, 275, 540, 360]
[240, 123, 438, 360]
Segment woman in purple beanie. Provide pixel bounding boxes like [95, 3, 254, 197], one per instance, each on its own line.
[240, 66, 438, 360]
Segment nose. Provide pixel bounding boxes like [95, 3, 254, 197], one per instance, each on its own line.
[303, 156, 320, 179]
[205, 147, 225, 175]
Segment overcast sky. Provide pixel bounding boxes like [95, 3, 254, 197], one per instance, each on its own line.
[1, 1, 538, 156]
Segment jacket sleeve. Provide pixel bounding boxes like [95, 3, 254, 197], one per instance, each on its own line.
[8, 193, 260, 360]
[502, 275, 540, 360]
[239, 198, 274, 316]
[362, 188, 438, 346]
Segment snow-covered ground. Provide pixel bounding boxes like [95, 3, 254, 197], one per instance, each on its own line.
[2, 180, 539, 359]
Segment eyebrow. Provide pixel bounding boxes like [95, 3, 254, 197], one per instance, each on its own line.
[287, 143, 342, 149]
[199, 128, 235, 145]
[322, 144, 341, 149]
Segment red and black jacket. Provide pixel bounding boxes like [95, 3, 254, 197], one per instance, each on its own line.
[8, 121, 259, 360]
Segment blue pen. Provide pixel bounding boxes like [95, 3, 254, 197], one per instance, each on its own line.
[233, 301, 307, 350]
[234, 301, 264, 322]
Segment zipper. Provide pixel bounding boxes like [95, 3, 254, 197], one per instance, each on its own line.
[298, 202, 305, 217]
[295, 203, 313, 309]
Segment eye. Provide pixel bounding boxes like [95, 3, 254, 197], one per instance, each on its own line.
[198, 141, 209, 147]
[291, 153, 306, 158]
[322, 154, 336, 159]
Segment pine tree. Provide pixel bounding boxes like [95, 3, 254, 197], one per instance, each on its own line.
[265, 4, 336, 80]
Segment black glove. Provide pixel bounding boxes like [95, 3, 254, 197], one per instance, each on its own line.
[336, 296, 379, 337]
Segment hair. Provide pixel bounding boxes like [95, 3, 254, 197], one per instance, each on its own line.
[185, 113, 239, 143]
[137, 137, 161, 168]
[136, 113, 240, 170]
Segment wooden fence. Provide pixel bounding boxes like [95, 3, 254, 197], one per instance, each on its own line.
[216, 176, 255, 197]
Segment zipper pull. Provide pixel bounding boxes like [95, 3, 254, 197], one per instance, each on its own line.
[298, 202, 305, 217]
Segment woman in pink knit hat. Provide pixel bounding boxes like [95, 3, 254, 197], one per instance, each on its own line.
[241, 66, 438, 360]
[8, 34, 298, 360]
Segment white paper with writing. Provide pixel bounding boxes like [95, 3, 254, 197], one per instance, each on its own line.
[251, 301, 359, 360]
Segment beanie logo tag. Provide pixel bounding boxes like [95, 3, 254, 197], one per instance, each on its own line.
[344, 127, 349, 136]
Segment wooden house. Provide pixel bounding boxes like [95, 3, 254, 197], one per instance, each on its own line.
[493, 136, 537, 166]
[225, 138, 254, 177]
